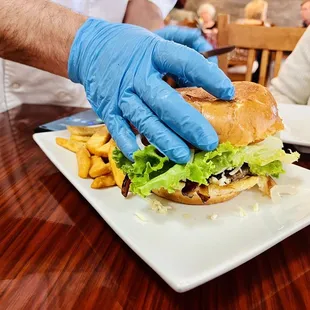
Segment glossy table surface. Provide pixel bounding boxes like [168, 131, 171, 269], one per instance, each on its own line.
[0, 104, 309, 309]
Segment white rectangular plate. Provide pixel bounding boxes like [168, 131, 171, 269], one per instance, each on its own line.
[278, 103, 310, 148]
[34, 130, 310, 292]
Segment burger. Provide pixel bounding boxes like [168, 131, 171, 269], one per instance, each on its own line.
[113, 82, 299, 205]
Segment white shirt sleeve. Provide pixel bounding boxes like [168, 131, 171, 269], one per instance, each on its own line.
[269, 27, 310, 106]
[148, 0, 177, 18]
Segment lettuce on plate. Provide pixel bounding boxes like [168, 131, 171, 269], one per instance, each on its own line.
[113, 137, 299, 197]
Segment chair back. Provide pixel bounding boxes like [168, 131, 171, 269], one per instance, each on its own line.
[217, 14, 306, 85]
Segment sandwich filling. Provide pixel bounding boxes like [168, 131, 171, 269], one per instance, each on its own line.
[113, 136, 299, 201]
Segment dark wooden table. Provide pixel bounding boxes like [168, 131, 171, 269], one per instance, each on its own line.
[1, 104, 309, 309]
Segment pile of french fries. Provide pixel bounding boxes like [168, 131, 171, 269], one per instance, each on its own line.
[56, 125, 125, 189]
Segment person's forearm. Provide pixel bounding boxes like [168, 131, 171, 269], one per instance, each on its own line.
[123, 0, 164, 31]
[0, 0, 86, 77]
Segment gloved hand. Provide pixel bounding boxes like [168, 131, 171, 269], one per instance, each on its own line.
[69, 19, 234, 164]
[155, 26, 218, 64]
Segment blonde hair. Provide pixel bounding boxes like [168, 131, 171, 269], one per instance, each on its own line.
[197, 3, 216, 19]
[244, 0, 268, 21]
[301, 0, 310, 6]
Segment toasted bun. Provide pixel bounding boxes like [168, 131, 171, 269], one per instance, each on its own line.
[177, 81, 284, 146]
[153, 176, 275, 205]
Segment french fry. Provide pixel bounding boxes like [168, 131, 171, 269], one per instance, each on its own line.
[92, 139, 112, 157]
[76, 147, 91, 178]
[86, 127, 111, 155]
[89, 156, 111, 178]
[67, 125, 106, 136]
[91, 173, 116, 189]
[108, 139, 125, 188]
[58, 126, 124, 191]
[70, 135, 91, 142]
[56, 137, 85, 153]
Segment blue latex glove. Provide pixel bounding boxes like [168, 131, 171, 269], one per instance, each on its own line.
[155, 26, 218, 64]
[69, 19, 234, 164]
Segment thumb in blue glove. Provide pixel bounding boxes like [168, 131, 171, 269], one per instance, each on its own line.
[155, 26, 218, 64]
[69, 19, 234, 164]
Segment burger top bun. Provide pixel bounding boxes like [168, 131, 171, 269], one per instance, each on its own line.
[177, 81, 284, 146]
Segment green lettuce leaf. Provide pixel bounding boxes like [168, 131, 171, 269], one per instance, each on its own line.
[132, 164, 187, 197]
[113, 137, 299, 198]
[249, 160, 285, 178]
[113, 145, 172, 189]
[244, 137, 299, 166]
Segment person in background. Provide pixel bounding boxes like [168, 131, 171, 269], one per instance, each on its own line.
[237, 0, 269, 26]
[301, 0, 310, 27]
[269, 27, 310, 105]
[197, 3, 218, 47]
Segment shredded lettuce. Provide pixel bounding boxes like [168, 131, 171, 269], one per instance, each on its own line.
[113, 137, 299, 197]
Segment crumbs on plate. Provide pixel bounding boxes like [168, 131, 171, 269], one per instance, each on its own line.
[239, 207, 247, 217]
[135, 212, 148, 222]
[146, 198, 173, 214]
[208, 213, 218, 220]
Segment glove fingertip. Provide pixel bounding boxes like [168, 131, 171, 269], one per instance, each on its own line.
[168, 146, 191, 164]
[194, 126, 219, 152]
[220, 85, 235, 100]
[206, 140, 219, 151]
[116, 137, 139, 162]
[105, 115, 139, 162]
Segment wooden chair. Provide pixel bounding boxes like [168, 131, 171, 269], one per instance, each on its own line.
[217, 14, 306, 85]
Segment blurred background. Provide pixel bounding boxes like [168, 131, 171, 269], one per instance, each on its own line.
[164, 0, 309, 91]
[171, 0, 304, 27]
